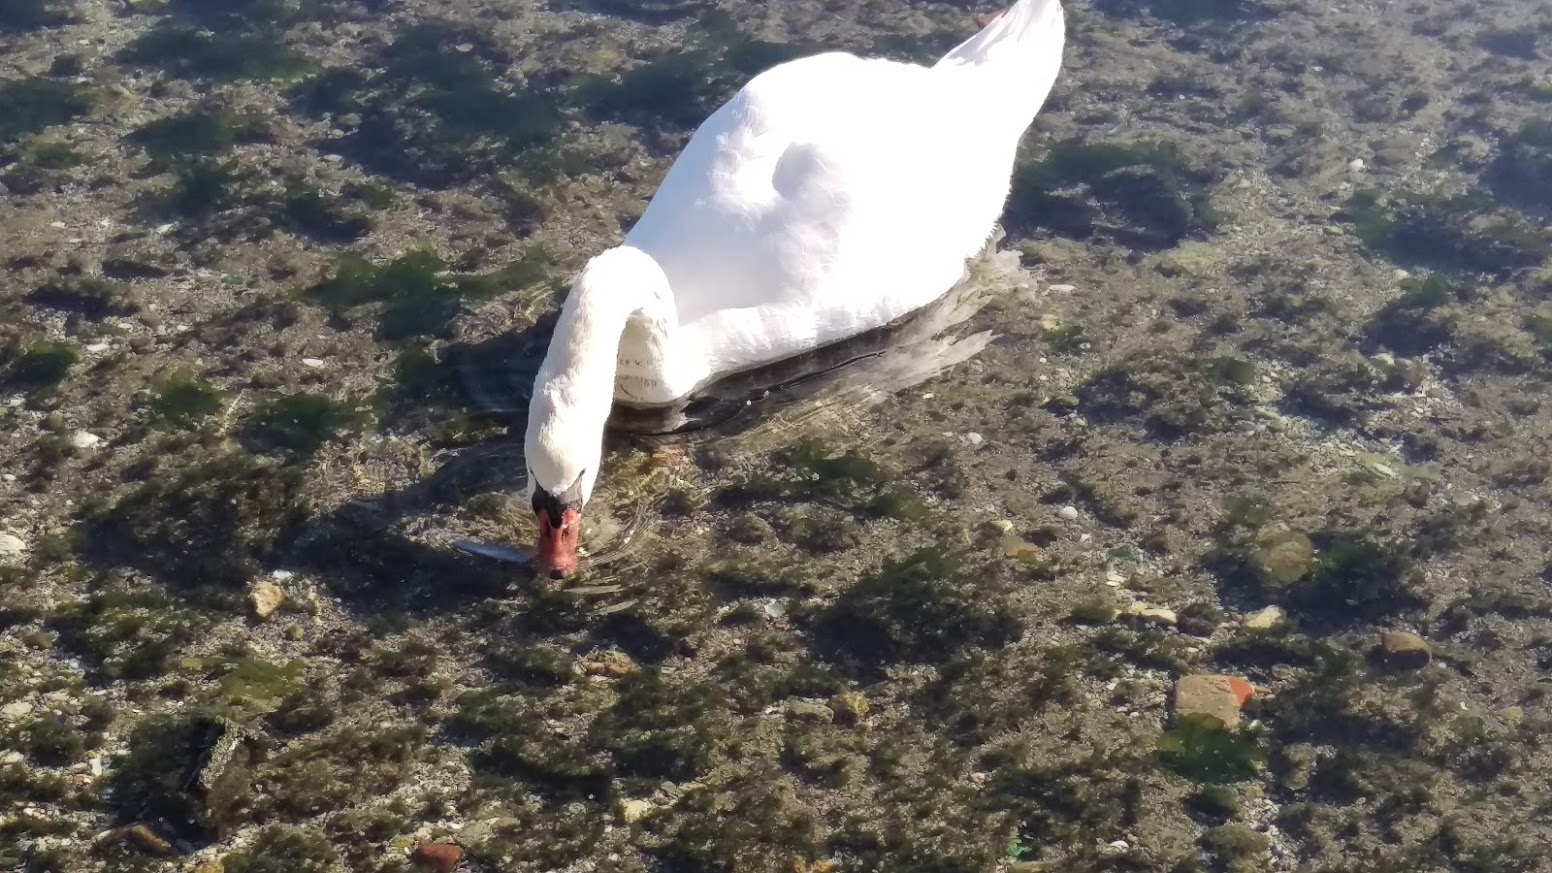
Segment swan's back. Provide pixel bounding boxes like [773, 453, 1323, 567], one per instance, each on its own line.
[623, 0, 1066, 374]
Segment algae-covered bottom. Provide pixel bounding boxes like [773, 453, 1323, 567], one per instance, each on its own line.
[2, 0, 1552, 871]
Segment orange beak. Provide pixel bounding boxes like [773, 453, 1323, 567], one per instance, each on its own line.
[535, 507, 581, 579]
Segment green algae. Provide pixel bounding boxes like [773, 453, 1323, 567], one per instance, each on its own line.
[1487, 119, 1552, 213]
[127, 107, 270, 166]
[222, 825, 340, 873]
[1007, 138, 1222, 249]
[246, 392, 368, 456]
[47, 584, 214, 682]
[196, 657, 307, 715]
[263, 725, 428, 818]
[149, 370, 226, 428]
[1157, 714, 1265, 783]
[1365, 272, 1469, 355]
[0, 77, 93, 144]
[120, 25, 316, 82]
[301, 248, 554, 341]
[1344, 188, 1548, 276]
[145, 157, 251, 219]
[15, 133, 84, 170]
[25, 277, 141, 320]
[1095, 0, 1265, 25]
[290, 24, 564, 186]
[813, 547, 1021, 675]
[83, 450, 306, 589]
[2, 340, 77, 393]
[273, 181, 373, 242]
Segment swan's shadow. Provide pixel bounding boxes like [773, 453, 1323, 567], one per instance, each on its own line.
[290, 231, 1026, 599]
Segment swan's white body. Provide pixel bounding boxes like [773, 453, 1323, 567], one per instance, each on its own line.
[525, 0, 1067, 533]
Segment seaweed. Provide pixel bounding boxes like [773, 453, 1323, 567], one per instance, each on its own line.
[127, 107, 270, 166]
[1007, 138, 1223, 249]
[0, 77, 92, 144]
[2, 341, 78, 393]
[149, 370, 226, 428]
[811, 547, 1022, 676]
[300, 248, 554, 341]
[243, 393, 368, 456]
[119, 25, 316, 82]
[1344, 188, 1548, 277]
[1157, 714, 1264, 783]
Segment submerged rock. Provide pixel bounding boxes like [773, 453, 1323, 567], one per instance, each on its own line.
[1173, 674, 1255, 730]
[1375, 630, 1430, 670]
[410, 841, 463, 872]
[1242, 605, 1287, 632]
[247, 579, 286, 621]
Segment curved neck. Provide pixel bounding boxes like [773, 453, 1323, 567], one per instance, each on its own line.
[529, 246, 675, 451]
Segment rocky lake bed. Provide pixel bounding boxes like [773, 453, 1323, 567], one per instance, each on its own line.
[2, 0, 1552, 871]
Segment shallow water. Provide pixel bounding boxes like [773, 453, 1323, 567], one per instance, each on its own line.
[2, 1, 1551, 872]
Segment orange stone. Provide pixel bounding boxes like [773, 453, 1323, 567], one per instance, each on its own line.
[1226, 676, 1255, 706]
[411, 841, 463, 873]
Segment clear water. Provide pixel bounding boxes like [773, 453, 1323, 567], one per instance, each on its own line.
[1, 1, 1550, 872]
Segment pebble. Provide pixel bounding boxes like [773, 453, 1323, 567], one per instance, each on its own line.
[1048, 283, 1076, 293]
[1173, 674, 1255, 730]
[1125, 603, 1176, 626]
[1057, 505, 1079, 521]
[1000, 534, 1042, 560]
[0, 532, 26, 557]
[68, 431, 102, 450]
[247, 579, 286, 621]
[830, 690, 869, 723]
[618, 798, 654, 824]
[300, 357, 325, 368]
[1105, 570, 1125, 585]
[1, 700, 35, 721]
[1243, 606, 1287, 632]
[1376, 631, 1430, 670]
[1347, 158, 1365, 172]
[963, 432, 983, 446]
[410, 841, 463, 873]
[785, 701, 836, 723]
[0, 750, 20, 764]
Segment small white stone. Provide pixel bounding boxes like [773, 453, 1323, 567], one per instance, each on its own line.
[300, 357, 326, 368]
[1347, 158, 1365, 172]
[1244, 605, 1287, 632]
[1107, 840, 1130, 851]
[48, 221, 66, 229]
[963, 432, 983, 446]
[83, 342, 109, 354]
[1048, 283, 1077, 293]
[1058, 505, 1079, 521]
[0, 750, 22, 765]
[68, 431, 102, 450]
[1105, 570, 1125, 584]
[0, 532, 25, 557]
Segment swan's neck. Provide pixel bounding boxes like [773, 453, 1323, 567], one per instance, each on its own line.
[527, 247, 676, 483]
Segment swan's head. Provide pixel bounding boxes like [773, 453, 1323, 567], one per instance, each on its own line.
[524, 395, 602, 579]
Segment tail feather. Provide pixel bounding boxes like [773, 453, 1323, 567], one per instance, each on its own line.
[934, 0, 1066, 70]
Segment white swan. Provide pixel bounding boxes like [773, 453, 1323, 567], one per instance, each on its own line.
[524, 0, 1067, 577]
